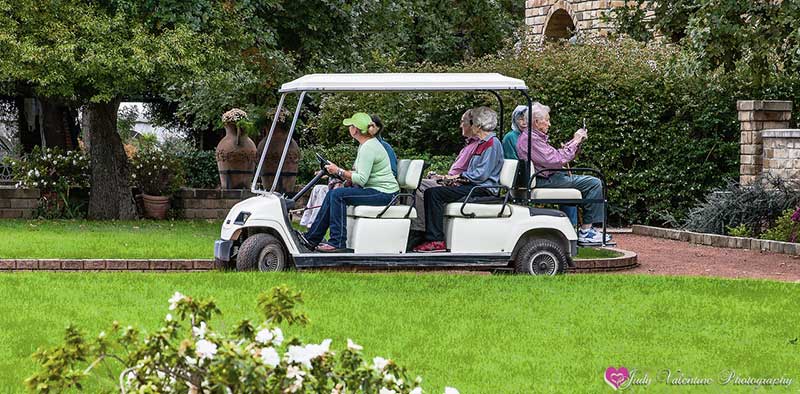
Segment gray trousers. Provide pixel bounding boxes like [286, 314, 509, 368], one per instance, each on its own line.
[410, 178, 440, 231]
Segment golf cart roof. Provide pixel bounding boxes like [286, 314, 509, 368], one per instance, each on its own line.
[278, 73, 527, 93]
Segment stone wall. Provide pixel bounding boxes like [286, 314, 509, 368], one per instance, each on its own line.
[736, 100, 796, 185]
[0, 188, 38, 218]
[175, 189, 258, 219]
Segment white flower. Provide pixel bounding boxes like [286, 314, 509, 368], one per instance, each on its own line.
[260, 347, 280, 368]
[286, 339, 331, 369]
[379, 388, 397, 394]
[347, 338, 363, 351]
[192, 322, 207, 339]
[168, 292, 186, 310]
[165, 314, 173, 321]
[255, 328, 273, 344]
[286, 365, 305, 380]
[32, 182, 37, 187]
[373, 356, 389, 372]
[410, 388, 422, 394]
[271, 327, 284, 345]
[383, 374, 397, 384]
[444, 387, 459, 394]
[132, 174, 136, 179]
[185, 356, 197, 366]
[196, 339, 217, 361]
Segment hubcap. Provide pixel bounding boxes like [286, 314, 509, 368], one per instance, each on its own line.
[529, 250, 558, 275]
[258, 246, 281, 272]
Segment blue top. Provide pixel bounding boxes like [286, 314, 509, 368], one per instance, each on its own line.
[462, 132, 503, 189]
[502, 129, 520, 160]
[378, 137, 398, 177]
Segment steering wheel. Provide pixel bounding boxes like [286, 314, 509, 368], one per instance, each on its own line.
[315, 152, 343, 180]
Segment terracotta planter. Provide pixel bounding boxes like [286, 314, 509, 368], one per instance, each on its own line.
[216, 122, 258, 189]
[256, 126, 301, 193]
[142, 194, 170, 219]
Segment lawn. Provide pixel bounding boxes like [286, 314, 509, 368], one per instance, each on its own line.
[0, 220, 620, 259]
[0, 272, 797, 393]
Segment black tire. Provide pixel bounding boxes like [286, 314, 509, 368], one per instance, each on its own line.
[513, 238, 568, 276]
[236, 233, 288, 272]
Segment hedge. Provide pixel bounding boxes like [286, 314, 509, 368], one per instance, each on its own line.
[300, 39, 800, 225]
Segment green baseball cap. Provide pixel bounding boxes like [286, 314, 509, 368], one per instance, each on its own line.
[342, 112, 372, 134]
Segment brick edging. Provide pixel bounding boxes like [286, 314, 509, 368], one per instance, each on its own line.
[568, 248, 639, 273]
[631, 225, 800, 256]
[0, 259, 215, 271]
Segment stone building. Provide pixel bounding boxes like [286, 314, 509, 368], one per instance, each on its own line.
[525, 0, 638, 42]
[737, 101, 800, 185]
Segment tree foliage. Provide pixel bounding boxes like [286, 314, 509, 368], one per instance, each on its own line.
[607, 0, 800, 89]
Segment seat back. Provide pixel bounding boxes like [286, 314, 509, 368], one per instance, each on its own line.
[397, 159, 410, 185]
[499, 159, 518, 189]
[513, 160, 538, 189]
[401, 159, 425, 190]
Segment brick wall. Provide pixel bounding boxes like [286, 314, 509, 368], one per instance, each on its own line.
[525, 0, 650, 42]
[0, 188, 39, 218]
[175, 189, 258, 219]
[736, 100, 796, 185]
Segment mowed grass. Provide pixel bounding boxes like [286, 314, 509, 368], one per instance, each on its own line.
[0, 272, 798, 393]
[0, 220, 618, 259]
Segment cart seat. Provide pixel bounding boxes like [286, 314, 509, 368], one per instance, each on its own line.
[444, 159, 517, 218]
[347, 159, 425, 219]
[347, 205, 417, 218]
[530, 188, 582, 200]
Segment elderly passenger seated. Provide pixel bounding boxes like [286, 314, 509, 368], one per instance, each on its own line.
[516, 102, 610, 246]
[413, 106, 505, 253]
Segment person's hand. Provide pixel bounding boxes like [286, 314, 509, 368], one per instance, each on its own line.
[324, 162, 339, 175]
[574, 128, 588, 142]
[444, 174, 459, 180]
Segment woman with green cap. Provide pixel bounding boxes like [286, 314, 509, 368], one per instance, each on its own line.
[302, 112, 400, 252]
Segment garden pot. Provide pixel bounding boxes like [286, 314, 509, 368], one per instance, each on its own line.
[216, 122, 258, 189]
[256, 125, 301, 193]
[142, 194, 170, 219]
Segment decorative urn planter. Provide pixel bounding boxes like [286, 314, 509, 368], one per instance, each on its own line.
[256, 125, 301, 193]
[216, 111, 258, 189]
[141, 194, 170, 219]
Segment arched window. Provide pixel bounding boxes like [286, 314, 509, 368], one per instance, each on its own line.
[544, 9, 575, 40]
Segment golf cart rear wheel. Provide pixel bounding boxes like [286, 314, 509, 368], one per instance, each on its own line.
[236, 233, 287, 272]
[514, 239, 567, 276]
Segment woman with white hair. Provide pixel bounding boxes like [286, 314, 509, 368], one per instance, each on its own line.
[515, 102, 610, 245]
[413, 106, 505, 253]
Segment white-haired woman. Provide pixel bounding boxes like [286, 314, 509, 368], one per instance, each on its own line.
[515, 102, 610, 245]
[413, 106, 505, 253]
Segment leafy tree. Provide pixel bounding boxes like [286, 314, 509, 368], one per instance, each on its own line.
[0, 0, 287, 218]
[607, 0, 800, 89]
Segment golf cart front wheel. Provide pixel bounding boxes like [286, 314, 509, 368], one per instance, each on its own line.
[514, 239, 567, 276]
[236, 233, 288, 272]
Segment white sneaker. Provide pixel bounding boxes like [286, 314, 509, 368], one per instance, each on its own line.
[578, 227, 612, 245]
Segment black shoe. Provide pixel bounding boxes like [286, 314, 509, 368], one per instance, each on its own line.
[296, 231, 316, 251]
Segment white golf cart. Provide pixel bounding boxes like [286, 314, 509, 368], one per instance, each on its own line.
[214, 73, 609, 275]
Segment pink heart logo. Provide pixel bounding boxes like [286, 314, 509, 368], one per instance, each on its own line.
[604, 366, 629, 391]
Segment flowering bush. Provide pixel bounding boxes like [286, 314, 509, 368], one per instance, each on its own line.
[6, 146, 89, 194]
[130, 145, 185, 196]
[4, 146, 90, 218]
[26, 286, 458, 394]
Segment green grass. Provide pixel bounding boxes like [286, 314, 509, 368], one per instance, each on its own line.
[0, 220, 616, 260]
[0, 273, 797, 393]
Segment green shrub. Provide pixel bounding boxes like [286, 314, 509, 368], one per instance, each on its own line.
[726, 224, 751, 238]
[180, 150, 219, 189]
[678, 175, 800, 236]
[301, 39, 800, 224]
[760, 208, 800, 243]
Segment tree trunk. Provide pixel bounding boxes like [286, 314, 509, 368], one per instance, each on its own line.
[84, 100, 137, 220]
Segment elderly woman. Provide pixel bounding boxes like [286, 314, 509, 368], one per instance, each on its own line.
[413, 106, 505, 253]
[504, 104, 578, 225]
[407, 109, 484, 244]
[515, 102, 610, 245]
[302, 112, 400, 252]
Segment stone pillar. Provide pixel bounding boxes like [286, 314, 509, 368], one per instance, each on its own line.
[736, 100, 793, 185]
[762, 130, 800, 183]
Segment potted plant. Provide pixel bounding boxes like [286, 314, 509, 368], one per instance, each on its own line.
[130, 145, 184, 219]
[216, 108, 258, 189]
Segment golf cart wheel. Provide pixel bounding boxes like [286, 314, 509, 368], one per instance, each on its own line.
[236, 233, 287, 272]
[514, 239, 567, 276]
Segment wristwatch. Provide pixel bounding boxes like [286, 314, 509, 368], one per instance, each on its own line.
[337, 168, 345, 178]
